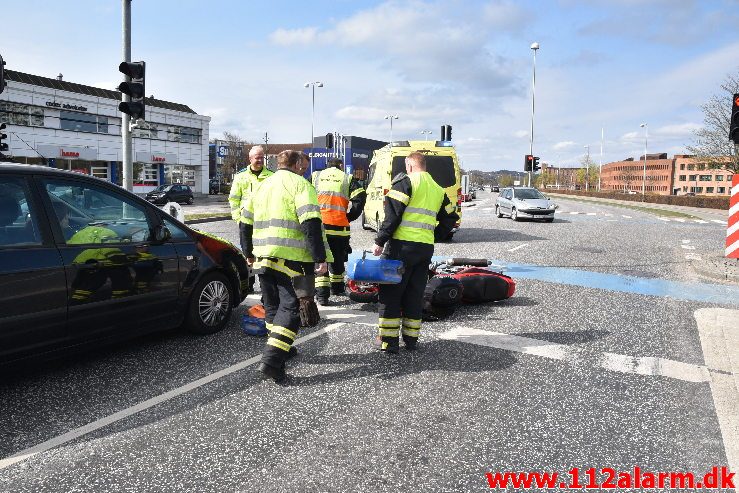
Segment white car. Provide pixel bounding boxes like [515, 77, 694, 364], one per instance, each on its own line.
[495, 187, 556, 222]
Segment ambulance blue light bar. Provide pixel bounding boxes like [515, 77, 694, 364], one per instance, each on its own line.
[391, 141, 410, 147]
[435, 141, 454, 147]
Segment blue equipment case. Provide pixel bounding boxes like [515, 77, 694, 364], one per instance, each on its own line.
[346, 251, 404, 284]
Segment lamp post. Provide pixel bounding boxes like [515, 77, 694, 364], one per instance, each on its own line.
[528, 41, 539, 188]
[304, 81, 323, 174]
[420, 130, 432, 141]
[385, 115, 398, 142]
[584, 145, 590, 191]
[640, 123, 648, 196]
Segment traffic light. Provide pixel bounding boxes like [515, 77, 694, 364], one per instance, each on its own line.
[532, 156, 541, 172]
[524, 154, 533, 172]
[0, 123, 8, 153]
[118, 61, 146, 120]
[0, 54, 6, 94]
[731, 93, 739, 144]
[326, 133, 334, 149]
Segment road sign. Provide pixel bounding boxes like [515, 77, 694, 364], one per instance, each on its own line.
[217, 145, 228, 157]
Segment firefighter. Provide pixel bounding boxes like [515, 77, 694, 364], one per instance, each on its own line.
[311, 157, 366, 305]
[228, 145, 273, 255]
[371, 151, 459, 353]
[242, 150, 330, 383]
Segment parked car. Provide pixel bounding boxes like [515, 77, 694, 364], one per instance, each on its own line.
[495, 186, 557, 222]
[0, 163, 252, 367]
[145, 184, 194, 204]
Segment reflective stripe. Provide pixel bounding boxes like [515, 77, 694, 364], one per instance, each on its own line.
[330, 274, 344, 282]
[404, 206, 436, 217]
[402, 318, 422, 329]
[386, 190, 410, 205]
[266, 338, 292, 352]
[379, 317, 401, 327]
[402, 327, 420, 337]
[257, 258, 303, 278]
[325, 228, 351, 237]
[315, 276, 331, 287]
[228, 194, 240, 201]
[320, 203, 348, 212]
[445, 202, 456, 214]
[270, 325, 297, 341]
[318, 191, 349, 201]
[254, 237, 305, 249]
[398, 220, 435, 231]
[296, 204, 321, 217]
[379, 328, 400, 337]
[242, 210, 254, 220]
[350, 187, 365, 199]
[266, 322, 274, 330]
[253, 218, 301, 230]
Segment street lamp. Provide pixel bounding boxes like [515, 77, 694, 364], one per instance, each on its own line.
[385, 115, 398, 142]
[528, 42, 539, 187]
[420, 130, 432, 141]
[304, 81, 323, 174]
[584, 145, 590, 192]
[640, 123, 648, 196]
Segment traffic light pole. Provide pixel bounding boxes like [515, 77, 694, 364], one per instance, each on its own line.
[528, 44, 538, 188]
[121, 0, 133, 192]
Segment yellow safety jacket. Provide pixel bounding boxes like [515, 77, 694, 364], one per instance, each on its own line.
[392, 172, 445, 245]
[243, 170, 333, 264]
[229, 166, 274, 223]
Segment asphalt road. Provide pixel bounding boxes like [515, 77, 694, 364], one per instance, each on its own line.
[1, 190, 737, 492]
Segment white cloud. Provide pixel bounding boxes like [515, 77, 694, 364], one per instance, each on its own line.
[513, 130, 529, 139]
[269, 27, 319, 45]
[553, 141, 577, 150]
[654, 123, 702, 138]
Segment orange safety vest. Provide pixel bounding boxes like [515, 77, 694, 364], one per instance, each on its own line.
[312, 167, 351, 227]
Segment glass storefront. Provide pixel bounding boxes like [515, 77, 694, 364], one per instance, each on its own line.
[164, 164, 198, 187]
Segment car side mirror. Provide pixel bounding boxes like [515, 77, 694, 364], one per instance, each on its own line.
[152, 224, 172, 244]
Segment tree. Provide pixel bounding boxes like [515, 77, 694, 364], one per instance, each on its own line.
[687, 70, 739, 173]
[576, 155, 599, 190]
[498, 174, 514, 187]
[220, 132, 254, 183]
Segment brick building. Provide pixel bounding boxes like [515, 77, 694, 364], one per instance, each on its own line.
[541, 164, 581, 189]
[600, 154, 675, 195]
[672, 155, 734, 196]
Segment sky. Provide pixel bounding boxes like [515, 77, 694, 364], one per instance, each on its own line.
[2, 0, 738, 171]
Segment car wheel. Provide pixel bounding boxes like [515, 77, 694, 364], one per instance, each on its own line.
[362, 211, 372, 231]
[187, 196, 194, 205]
[495, 205, 503, 218]
[184, 271, 233, 334]
[511, 208, 519, 221]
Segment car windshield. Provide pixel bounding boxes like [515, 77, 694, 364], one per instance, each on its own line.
[514, 189, 545, 200]
[154, 185, 172, 192]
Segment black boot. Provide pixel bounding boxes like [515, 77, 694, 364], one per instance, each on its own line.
[258, 362, 286, 383]
[374, 336, 399, 354]
[402, 335, 418, 351]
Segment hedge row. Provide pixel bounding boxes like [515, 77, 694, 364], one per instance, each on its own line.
[544, 189, 730, 210]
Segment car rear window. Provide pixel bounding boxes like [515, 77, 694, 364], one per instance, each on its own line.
[391, 155, 456, 188]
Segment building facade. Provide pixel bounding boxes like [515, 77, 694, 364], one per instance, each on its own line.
[672, 155, 734, 196]
[306, 135, 387, 183]
[0, 70, 210, 194]
[600, 154, 675, 195]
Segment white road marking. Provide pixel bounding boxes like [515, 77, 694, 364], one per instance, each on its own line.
[622, 215, 632, 219]
[324, 313, 363, 319]
[712, 219, 726, 224]
[0, 323, 349, 470]
[658, 217, 671, 222]
[673, 218, 686, 223]
[682, 239, 691, 244]
[508, 243, 528, 252]
[439, 326, 722, 384]
[694, 219, 708, 224]
[695, 308, 739, 482]
[681, 245, 696, 250]
[586, 212, 597, 216]
[685, 253, 703, 261]
[605, 213, 613, 217]
[482, 207, 494, 211]
[569, 211, 580, 215]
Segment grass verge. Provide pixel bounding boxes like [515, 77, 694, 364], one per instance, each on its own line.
[184, 213, 231, 221]
[555, 196, 699, 219]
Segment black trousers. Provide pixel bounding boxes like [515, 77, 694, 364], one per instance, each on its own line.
[259, 264, 301, 369]
[316, 234, 350, 298]
[238, 222, 249, 255]
[377, 239, 433, 343]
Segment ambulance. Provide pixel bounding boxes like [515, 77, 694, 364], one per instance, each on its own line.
[361, 140, 462, 240]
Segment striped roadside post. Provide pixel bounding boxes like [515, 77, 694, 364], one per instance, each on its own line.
[727, 174, 739, 259]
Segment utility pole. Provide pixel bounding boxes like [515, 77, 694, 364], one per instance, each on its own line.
[264, 132, 269, 168]
[121, 0, 133, 191]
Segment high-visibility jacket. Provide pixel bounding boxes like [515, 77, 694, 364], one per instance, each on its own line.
[243, 169, 333, 263]
[68, 226, 127, 266]
[229, 166, 273, 223]
[392, 172, 446, 245]
[312, 167, 352, 227]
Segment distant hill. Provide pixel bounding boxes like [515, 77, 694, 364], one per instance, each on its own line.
[466, 169, 526, 185]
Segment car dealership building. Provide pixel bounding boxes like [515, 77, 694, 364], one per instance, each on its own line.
[0, 70, 210, 194]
